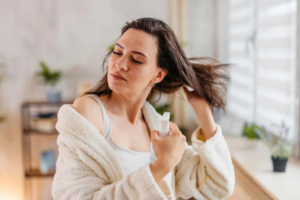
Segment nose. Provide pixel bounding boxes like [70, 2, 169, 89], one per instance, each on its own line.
[115, 55, 128, 71]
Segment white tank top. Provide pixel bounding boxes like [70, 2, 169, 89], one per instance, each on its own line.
[88, 94, 151, 176]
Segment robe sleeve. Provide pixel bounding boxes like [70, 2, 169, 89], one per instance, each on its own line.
[51, 133, 173, 200]
[174, 124, 235, 200]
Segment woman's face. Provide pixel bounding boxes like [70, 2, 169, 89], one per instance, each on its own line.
[108, 28, 166, 97]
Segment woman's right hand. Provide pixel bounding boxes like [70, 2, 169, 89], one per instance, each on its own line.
[150, 122, 186, 182]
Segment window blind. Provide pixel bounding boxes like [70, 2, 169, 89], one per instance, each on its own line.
[255, 0, 297, 140]
[228, 0, 256, 122]
[227, 0, 297, 141]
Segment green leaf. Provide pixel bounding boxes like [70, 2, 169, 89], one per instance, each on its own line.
[271, 141, 293, 158]
[153, 104, 175, 121]
[108, 44, 115, 52]
[36, 61, 61, 86]
[179, 126, 188, 136]
[242, 123, 261, 140]
[39, 61, 51, 76]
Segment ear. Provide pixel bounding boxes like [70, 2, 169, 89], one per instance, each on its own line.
[153, 68, 167, 84]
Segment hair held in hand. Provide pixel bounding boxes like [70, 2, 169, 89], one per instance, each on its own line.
[84, 18, 230, 111]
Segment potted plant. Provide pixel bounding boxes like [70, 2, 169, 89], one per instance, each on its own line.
[242, 123, 262, 140]
[35, 61, 62, 103]
[255, 121, 293, 172]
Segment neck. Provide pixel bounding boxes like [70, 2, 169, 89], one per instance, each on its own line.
[102, 90, 150, 124]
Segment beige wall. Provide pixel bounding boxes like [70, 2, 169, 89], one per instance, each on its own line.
[0, 1, 169, 199]
[185, 0, 218, 132]
[0, 0, 218, 199]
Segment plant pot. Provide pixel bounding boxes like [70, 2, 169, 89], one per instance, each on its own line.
[46, 85, 61, 103]
[271, 156, 288, 172]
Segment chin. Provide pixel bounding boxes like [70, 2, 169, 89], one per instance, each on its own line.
[108, 81, 123, 93]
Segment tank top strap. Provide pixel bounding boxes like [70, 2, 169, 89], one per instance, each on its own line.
[87, 94, 111, 138]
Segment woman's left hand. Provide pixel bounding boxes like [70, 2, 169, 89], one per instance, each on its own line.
[183, 87, 209, 109]
[183, 86, 217, 140]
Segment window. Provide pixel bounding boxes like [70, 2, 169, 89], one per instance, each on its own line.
[227, 0, 298, 143]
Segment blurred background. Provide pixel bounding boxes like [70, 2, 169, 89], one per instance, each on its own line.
[0, 0, 299, 199]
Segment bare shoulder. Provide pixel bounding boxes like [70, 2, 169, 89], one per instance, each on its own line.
[71, 95, 105, 135]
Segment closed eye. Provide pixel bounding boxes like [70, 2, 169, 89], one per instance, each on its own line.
[113, 52, 143, 64]
[133, 59, 143, 64]
[112, 51, 121, 55]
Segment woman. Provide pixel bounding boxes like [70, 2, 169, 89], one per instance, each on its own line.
[52, 18, 235, 200]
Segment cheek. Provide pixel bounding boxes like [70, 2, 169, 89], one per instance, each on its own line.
[130, 68, 154, 86]
[108, 56, 114, 70]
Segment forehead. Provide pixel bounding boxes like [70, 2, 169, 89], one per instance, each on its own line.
[118, 28, 158, 58]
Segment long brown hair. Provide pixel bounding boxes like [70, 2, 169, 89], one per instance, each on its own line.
[83, 18, 230, 110]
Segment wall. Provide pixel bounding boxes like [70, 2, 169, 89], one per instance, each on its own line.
[0, 0, 219, 199]
[184, 0, 218, 132]
[187, 0, 217, 58]
[0, 0, 169, 199]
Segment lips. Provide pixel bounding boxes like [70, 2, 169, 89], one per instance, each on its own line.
[111, 73, 126, 81]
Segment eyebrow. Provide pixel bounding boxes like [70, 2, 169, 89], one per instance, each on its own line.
[115, 43, 148, 59]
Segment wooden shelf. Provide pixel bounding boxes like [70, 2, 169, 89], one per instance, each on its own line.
[22, 101, 73, 108]
[25, 169, 55, 178]
[23, 129, 59, 135]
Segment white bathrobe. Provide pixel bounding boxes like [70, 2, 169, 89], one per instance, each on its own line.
[52, 101, 235, 200]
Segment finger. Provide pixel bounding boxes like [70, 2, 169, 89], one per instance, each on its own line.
[151, 130, 159, 141]
[170, 130, 181, 138]
[169, 123, 181, 137]
[169, 122, 179, 131]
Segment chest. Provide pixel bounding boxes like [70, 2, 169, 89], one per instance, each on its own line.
[106, 113, 151, 152]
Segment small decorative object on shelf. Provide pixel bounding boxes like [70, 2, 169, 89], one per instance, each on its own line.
[40, 150, 56, 174]
[255, 121, 294, 172]
[35, 61, 62, 103]
[30, 112, 57, 133]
